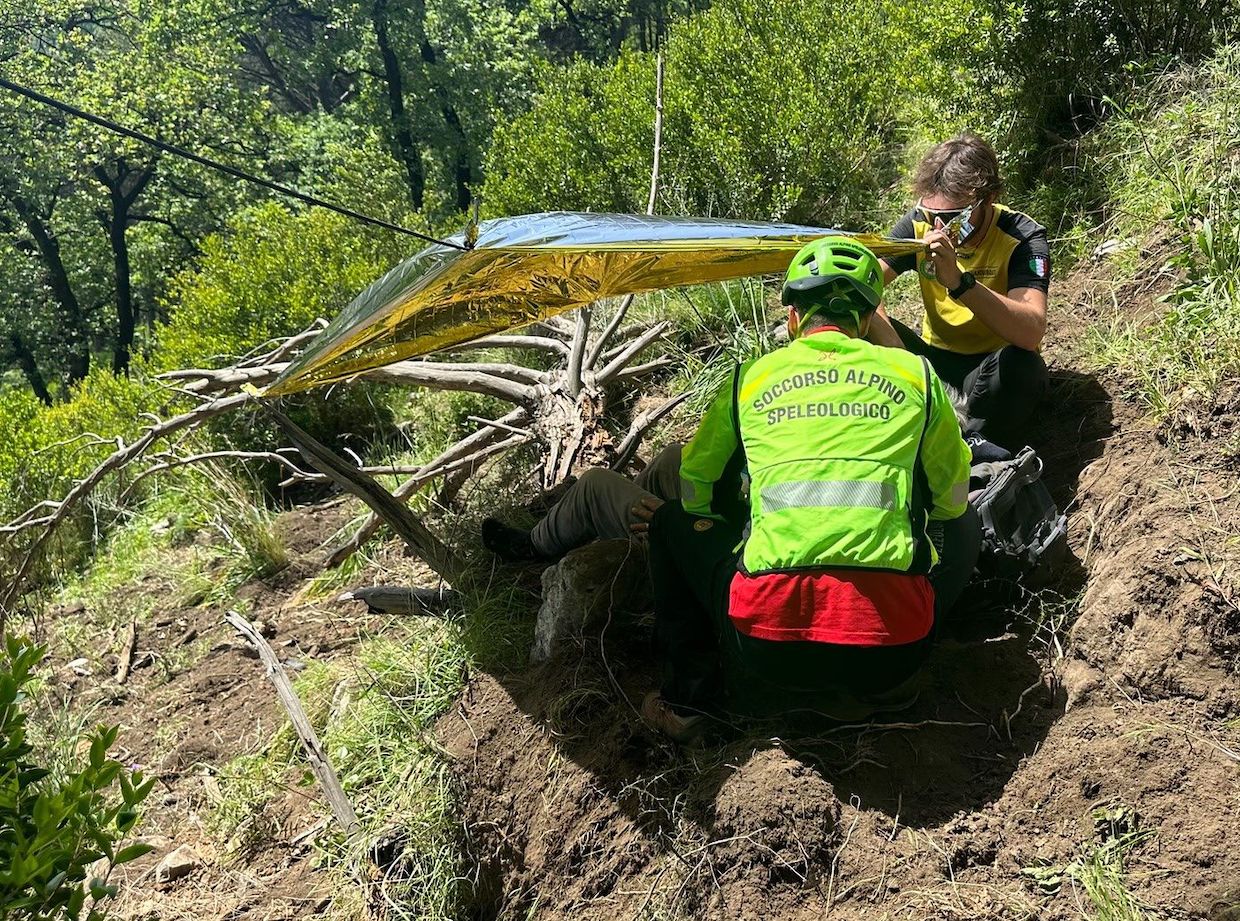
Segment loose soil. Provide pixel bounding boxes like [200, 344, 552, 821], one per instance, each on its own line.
[438, 249, 1240, 920]
[33, 236, 1240, 919]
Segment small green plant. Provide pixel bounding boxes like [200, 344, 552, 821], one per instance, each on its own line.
[0, 636, 156, 921]
[1023, 804, 1154, 921]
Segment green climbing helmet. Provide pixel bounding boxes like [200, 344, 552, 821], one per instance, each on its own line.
[782, 236, 884, 333]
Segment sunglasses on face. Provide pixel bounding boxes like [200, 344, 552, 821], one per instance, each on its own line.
[917, 200, 981, 244]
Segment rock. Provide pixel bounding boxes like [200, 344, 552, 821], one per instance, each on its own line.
[66, 657, 92, 677]
[155, 844, 200, 885]
[531, 540, 651, 664]
[252, 619, 277, 638]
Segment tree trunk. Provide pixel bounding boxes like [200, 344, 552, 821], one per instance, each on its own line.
[94, 161, 154, 375]
[0, 185, 90, 385]
[372, 0, 425, 211]
[6, 333, 52, 405]
[411, 0, 473, 210]
[108, 211, 134, 374]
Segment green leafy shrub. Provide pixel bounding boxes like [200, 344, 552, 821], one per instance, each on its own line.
[998, 0, 1238, 150]
[157, 202, 412, 372]
[0, 371, 164, 526]
[0, 371, 170, 592]
[157, 201, 412, 465]
[0, 636, 155, 920]
[482, 0, 1004, 225]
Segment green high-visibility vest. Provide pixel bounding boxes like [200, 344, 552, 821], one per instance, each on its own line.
[680, 331, 970, 575]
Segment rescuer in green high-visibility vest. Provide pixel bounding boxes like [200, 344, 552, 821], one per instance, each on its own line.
[640, 236, 982, 742]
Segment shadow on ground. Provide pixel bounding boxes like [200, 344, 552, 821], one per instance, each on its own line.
[446, 366, 1115, 918]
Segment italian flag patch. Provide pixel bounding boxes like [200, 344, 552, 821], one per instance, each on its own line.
[1030, 256, 1048, 278]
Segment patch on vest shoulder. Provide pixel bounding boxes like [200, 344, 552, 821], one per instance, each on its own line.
[693, 519, 714, 532]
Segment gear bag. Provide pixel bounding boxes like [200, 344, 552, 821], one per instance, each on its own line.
[969, 447, 1067, 579]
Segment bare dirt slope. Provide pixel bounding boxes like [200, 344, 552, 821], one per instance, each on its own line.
[40, 501, 382, 921]
[438, 252, 1240, 920]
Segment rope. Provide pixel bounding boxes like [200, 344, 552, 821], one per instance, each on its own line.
[0, 76, 466, 250]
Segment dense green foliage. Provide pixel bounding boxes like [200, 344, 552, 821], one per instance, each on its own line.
[0, 0, 1236, 590]
[0, 637, 155, 920]
[483, 0, 1007, 223]
[0, 0, 688, 398]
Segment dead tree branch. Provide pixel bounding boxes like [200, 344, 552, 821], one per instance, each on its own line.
[265, 405, 459, 579]
[326, 410, 530, 565]
[120, 449, 311, 501]
[596, 321, 671, 384]
[1, 392, 255, 616]
[227, 609, 359, 835]
[566, 307, 592, 398]
[611, 393, 690, 472]
[441, 334, 569, 357]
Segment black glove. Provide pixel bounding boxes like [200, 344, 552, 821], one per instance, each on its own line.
[965, 432, 1012, 464]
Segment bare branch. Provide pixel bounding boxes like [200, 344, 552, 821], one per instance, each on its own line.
[610, 357, 675, 385]
[1, 392, 254, 615]
[566, 307, 592, 398]
[440, 334, 569, 357]
[264, 405, 459, 579]
[291, 432, 529, 489]
[413, 361, 548, 385]
[596, 322, 671, 383]
[158, 363, 284, 393]
[647, 54, 665, 211]
[530, 317, 576, 338]
[464, 415, 536, 439]
[227, 609, 359, 835]
[164, 358, 541, 404]
[364, 361, 538, 404]
[119, 450, 310, 501]
[238, 319, 328, 368]
[611, 393, 689, 471]
[325, 410, 530, 566]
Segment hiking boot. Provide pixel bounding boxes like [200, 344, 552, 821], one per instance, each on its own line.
[481, 518, 546, 563]
[641, 691, 705, 743]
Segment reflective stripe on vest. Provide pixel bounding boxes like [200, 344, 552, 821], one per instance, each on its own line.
[761, 480, 898, 514]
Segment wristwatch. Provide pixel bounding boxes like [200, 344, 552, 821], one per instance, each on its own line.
[949, 271, 976, 300]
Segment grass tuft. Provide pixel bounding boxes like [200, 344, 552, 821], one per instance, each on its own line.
[1083, 47, 1240, 422]
[1022, 804, 1154, 921]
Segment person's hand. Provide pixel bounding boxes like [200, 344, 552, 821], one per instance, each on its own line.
[629, 496, 664, 538]
[925, 218, 963, 290]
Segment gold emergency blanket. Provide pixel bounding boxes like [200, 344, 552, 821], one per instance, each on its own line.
[267, 212, 926, 396]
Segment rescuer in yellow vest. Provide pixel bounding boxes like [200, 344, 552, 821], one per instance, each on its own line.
[640, 236, 981, 741]
[867, 133, 1051, 450]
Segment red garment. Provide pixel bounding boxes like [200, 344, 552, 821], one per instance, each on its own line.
[728, 569, 934, 646]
